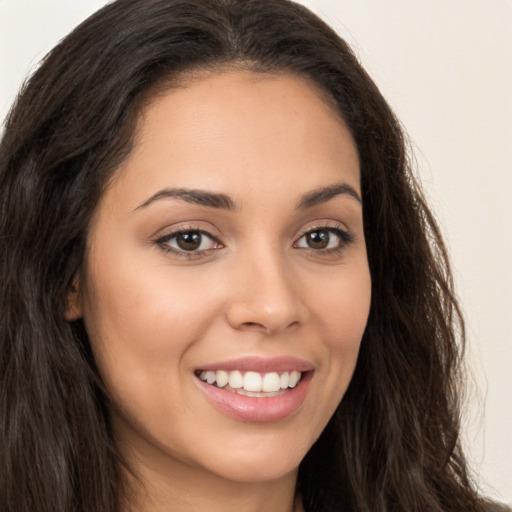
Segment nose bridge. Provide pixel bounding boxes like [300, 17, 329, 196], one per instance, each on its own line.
[226, 238, 305, 334]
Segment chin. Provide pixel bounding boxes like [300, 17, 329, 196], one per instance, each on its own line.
[204, 451, 302, 484]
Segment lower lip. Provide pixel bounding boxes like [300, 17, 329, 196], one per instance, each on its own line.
[196, 372, 312, 422]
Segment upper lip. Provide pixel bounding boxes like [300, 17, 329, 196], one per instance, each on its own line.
[196, 356, 315, 373]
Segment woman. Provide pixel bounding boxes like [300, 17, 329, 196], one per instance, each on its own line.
[0, 0, 501, 510]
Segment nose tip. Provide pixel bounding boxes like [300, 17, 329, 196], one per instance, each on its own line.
[226, 260, 306, 335]
[228, 303, 302, 334]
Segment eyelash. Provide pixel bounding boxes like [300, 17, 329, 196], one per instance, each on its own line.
[154, 223, 354, 259]
[154, 225, 223, 259]
[294, 223, 355, 256]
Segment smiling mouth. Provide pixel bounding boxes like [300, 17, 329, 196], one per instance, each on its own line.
[195, 369, 303, 397]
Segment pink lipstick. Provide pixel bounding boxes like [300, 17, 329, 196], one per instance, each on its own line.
[194, 356, 314, 422]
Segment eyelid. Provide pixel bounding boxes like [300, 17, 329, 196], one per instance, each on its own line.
[152, 221, 222, 242]
[293, 221, 355, 252]
[295, 221, 350, 239]
[153, 224, 224, 258]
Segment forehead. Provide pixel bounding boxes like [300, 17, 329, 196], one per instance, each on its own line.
[106, 70, 360, 210]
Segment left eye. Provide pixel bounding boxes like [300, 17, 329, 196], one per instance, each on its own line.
[295, 228, 348, 250]
[160, 230, 219, 252]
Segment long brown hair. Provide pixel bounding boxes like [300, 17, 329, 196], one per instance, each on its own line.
[0, 0, 486, 510]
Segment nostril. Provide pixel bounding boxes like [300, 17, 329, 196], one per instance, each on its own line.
[226, 292, 306, 334]
[239, 321, 266, 332]
[243, 322, 260, 328]
[239, 319, 300, 333]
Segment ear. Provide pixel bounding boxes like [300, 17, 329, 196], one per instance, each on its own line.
[65, 277, 83, 321]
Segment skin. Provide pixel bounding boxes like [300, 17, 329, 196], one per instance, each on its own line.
[67, 70, 371, 512]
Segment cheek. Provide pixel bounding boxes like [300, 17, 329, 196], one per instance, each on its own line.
[85, 252, 213, 340]
[306, 263, 371, 390]
[81, 250, 224, 396]
[313, 263, 371, 342]
[80, 260, 221, 440]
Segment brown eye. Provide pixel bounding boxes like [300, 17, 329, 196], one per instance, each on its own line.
[295, 226, 353, 252]
[176, 231, 203, 251]
[305, 230, 330, 249]
[158, 229, 220, 254]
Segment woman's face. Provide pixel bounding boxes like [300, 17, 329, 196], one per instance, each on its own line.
[69, 70, 371, 485]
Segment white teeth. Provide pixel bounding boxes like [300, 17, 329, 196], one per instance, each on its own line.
[216, 370, 229, 388]
[289, 370, 301, 388]
[243, 371, 262, 392]
[262, 372, 281, 392]
[198, 369, 303, 393]
[228, 370, 243, 389]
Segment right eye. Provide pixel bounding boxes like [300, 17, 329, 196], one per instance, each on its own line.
[156, 229, 223, 256]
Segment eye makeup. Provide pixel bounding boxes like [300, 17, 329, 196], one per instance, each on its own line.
[152, 220, 355, 262]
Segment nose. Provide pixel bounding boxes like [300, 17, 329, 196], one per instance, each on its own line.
[225, 246, 308, 335]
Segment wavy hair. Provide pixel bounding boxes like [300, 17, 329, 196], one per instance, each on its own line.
[0, 0, 486, 510]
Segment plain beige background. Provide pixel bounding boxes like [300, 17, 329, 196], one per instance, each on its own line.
[1, 0, 510, 503]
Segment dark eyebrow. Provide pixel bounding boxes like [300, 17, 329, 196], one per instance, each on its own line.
[297, 183, 361, 209]
[135, 182, 360, 212]
[135, 188, 238, 211]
